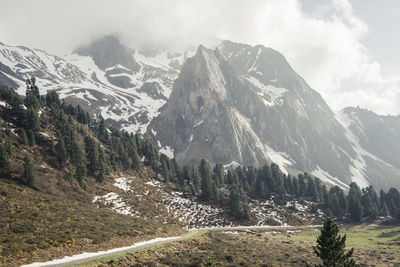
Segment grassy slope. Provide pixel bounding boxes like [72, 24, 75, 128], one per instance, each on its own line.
[0, 180, 185, 267]
[90, 226, 400, 267]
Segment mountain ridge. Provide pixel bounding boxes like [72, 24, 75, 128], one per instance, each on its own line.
[1, 36, 400, 190]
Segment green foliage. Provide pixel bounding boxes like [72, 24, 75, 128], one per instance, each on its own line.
[84, 136, 99, 174]
[26, 108, 40, 134]
[200, 159, 212, 201]
[201, 256, 218, 267]
[27, 130, 36, 146]
[19, 129, 28, 145]
[24, 93, 39, 110]
[23, 154, 36, 188]
[55, 138, 67, 169]
[348, 193, 363, 223]
[313, 217, 355, 266]
[229, 184, 251, 221]
[26, 77, 40, 100]
[97, 115, 109, 143]
[0, 143, 10, 178]
[4, 137, 12, 156]
[76, 162, 87, 189]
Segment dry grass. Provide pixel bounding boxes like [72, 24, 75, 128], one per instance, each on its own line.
[92, 226, 400, 267]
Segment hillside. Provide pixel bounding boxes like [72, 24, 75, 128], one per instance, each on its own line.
[0, 180, 183, 266]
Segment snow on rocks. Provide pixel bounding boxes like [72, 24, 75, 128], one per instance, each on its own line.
[287, 229, 302, 234]
[114, 177, 132, 192]
[250, 197, 322, 226]
[311, 166, 349, 190]
[92, 192, 139, 217]
[250, 198, 286, 226]
[264, 145, 294, 175]
[92, 175, 323, 229]
[245, 75, 288, 107]
[265, 231, 282, 235]
[164, 191, 229, 229]
[159, 145, 174, 158]
[145, 180, 161, 187]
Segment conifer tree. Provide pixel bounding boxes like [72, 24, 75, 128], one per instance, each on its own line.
[26, 108, 40, 134]
[211, 181, 220, 202]
[45, 90, 61, 108]
[0, 143, 10, 178]
[55, 138, 67, 168]
[313, 217, 355, 267]
[50, 140, 56, 160]
[84, 136, 99, 174]
[76, 162, 87, 189]
[98, 159, 106, 183]
[26, 77, 40, 100]
[4, 138, 12, 156]
[97, 115, 109, 143]
[379, 190, 389, 217]
[23, 154, 35, 188]
[199, 159, 212, 201]
[348, 192, 363, 222]
[28, 130, 36, 146]
[292, 177, 300, 197]
[24, 93, 39, 110]
[131, 146, 141, 172]
[20, 129, 28, 145]
[229, 184, 241, 218]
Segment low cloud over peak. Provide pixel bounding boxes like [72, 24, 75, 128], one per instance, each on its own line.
[0, 0, 399, 115]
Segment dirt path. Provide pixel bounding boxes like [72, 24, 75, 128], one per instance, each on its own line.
[21, 232, 196, 267]
[22, 225, 321, 267]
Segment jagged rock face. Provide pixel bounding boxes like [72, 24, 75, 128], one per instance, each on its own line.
[340, 107, 400, 190]
[219, 41, 356, 182]
[343, 107, 400, 168]
[147, 46, 270, 166]
[147, 42, 357, 187]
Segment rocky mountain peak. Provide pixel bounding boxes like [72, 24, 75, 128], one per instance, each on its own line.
[220, 40, 297, 90]
[74, 35, 141, 72]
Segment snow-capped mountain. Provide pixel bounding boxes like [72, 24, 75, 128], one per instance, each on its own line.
[0, 37, 399, 191]
[146, 41, 400, 191]
[0, 36, 186, 133]
[147, 43, 355, 188]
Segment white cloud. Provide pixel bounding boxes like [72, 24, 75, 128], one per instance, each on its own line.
[0, 0, 398, 114]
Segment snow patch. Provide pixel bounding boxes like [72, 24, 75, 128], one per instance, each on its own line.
[335, 111, 387, 188]
[159, 145, 174, 158]
[114, 177, 132, 192]
[92, 192, 136, 217]
[193, 120, 204, 128]
[245, 76, 287, 107]
[223, 161, 242, 170]
[264, 145, 293, 175]
[311, 166, 349, 189]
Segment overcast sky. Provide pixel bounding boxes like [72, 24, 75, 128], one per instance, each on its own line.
[0, 0, 399, 115]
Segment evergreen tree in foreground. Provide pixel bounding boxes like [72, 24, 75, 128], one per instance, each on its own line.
[313, 217, 355, 267]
